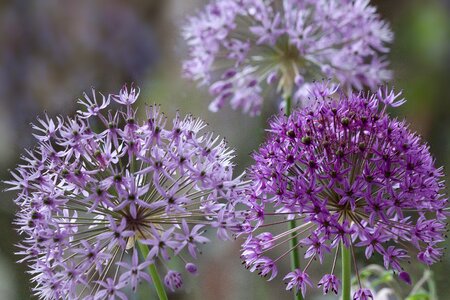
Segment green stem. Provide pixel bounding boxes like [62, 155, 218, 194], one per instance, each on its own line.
[285, 95, 292, 116]
[138, 243, 169, 300]
[341, 242, 351, 300]
[285, 95, 302, 300]
[289, 220, 303, 300]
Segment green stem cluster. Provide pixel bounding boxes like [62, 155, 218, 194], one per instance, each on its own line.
[138, 243, 169, 300]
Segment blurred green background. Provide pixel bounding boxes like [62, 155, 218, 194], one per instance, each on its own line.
[0, 0, 448, 299]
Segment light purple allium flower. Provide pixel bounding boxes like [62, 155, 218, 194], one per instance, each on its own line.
[5, 85, 243, 299]
[182, 0, 393, 115]
[236, 85, 447, 298]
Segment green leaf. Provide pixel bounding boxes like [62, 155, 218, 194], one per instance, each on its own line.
[372, 272, 394, 287]
[406, 293, 430, 300]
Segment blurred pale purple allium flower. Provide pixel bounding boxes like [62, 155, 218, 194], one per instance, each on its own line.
[5, 85, 244, 299]
[182, 0, 392, 115]
[236, 86, 447, 298]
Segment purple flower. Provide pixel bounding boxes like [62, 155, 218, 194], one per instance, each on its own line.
[382, 246, 409, 271]
[6, 85, 244, 298]
[117, 249, 152, 292]
[164, 270, 183, 292]
[112, 84, 140, 106]
[249, 257, 278, 281]
[185, 263, 199, 275]
[175, 220, 210, 258]
[140, 227, 179, 261]
[353, 288, 373, 300]
[301, 232, 330, 263]
[318, 274, 340, 295]
[283, 269, 313, 297]
[236, 85, 447, 295]
[398, 271, 412, 285]
[95, 278, 127, 300]
[183, 0, 393, 115]
[77, 88, 111, 118]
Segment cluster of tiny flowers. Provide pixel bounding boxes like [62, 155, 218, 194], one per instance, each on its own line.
[237, 86, 447, 298]
[183, 0, 392, 115]
[5, 86, 244, 299]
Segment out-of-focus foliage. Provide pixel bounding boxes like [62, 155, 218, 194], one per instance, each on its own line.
[356, 265, 438, 300]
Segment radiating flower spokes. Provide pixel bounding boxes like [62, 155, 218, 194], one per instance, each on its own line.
[6, 85, 246, 299]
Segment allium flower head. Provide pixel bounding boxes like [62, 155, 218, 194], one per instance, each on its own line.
[237, 86, 447, 297]
[183, 0, 392, 115]
[5, 85, 243, 299]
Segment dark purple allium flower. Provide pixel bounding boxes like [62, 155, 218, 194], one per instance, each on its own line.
[183, 0, 392, 115]
[237, 86, 447, 298]
[5, 85, 243, 299]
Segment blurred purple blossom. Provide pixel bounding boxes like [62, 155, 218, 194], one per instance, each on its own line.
[183, 0, 393, 115]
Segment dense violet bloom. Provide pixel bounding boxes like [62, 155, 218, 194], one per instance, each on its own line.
[237, 86, 447, 296]
[183, 0, 392, 115]
[5, 85, 244, 299]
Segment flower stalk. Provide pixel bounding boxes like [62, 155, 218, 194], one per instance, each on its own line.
[285, 95, 303, 300]
[138, 242, 168, 300]
[341, 242, 351, 300]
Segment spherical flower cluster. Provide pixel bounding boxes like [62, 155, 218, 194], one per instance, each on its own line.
[183, 0, 392, 115]
[5, 86, 243, 299]
[238, 86, 447, 298]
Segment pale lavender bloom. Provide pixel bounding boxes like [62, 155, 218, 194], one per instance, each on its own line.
[175, 221, 209, 258]
[6, 85, 244, 299]
[117, 249, 152, 292]
[236, 85, 447, 296]
[112, 84, 140, 105]
[94, 279, 127, 300]
[31, 114, 63, 142]
[164, 270, 183, 292]
[97, 217, 135, 250]
[183, 0, 393, 115]
[77, 88, 110, 118]
[141, 227, 179, 261]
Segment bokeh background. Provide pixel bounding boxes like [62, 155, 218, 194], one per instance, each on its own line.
[0, 0, 449, 299]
